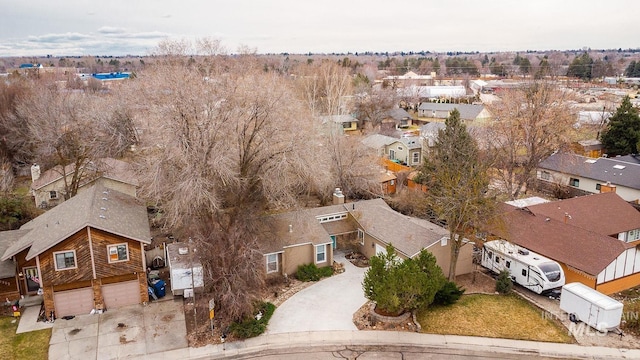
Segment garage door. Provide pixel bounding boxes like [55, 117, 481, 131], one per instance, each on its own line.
[375, 243, 386, 256]
[54, 287, 94, 317]
[102, 280, 141, 309]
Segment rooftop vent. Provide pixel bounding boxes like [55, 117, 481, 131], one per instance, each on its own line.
[178, 247, 189, 255]
[518, 249, 529, 256]
[99, 215, 106, 219]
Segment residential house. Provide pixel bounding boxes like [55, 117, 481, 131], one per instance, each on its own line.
[417, 103, 491, 124]
[362, 134, 422, 166]
[318, 114, 359, 134]
[0, 184, 151, 318]
[380, 108, 415, 132]
[259, 196, 473, 278]
[486, 192, 640, 294]
[30, 157, 139, 208]
[537, 152, 640, 202]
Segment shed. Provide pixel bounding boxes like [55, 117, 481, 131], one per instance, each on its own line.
[166, 242, 204, 297]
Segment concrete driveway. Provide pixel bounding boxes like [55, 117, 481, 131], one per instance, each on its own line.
[267, 251, 367, 334]
[48, 297, 187, 360]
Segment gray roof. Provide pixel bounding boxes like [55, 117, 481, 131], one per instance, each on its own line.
[362, 134, 398, 149]
[538, 152, 640, 191]
[318, 114, 358, 124]
[349, 198, 449, 258]
[386, 108, 412, 121]
[399, 137, 422, 150]
[420, 122, 446, 135]
[0, 230, 30, 278]
[1, 183, 151, 261]
[614, 154, 640, 165]
[418, 103, 486, 121]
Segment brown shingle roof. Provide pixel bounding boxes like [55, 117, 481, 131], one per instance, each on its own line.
[526, 192, 640, 236]
[31, 158, 138, 190]
[490, 206, 626, 276]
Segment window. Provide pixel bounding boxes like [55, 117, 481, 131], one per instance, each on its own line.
[49, 191, 58, 199]
[397, 146, 404, 151]
[596, 183, 601, 191]
[266, 253, 278, 273]
[496, 256, 500, 264]
[441, 237, 448, 247]
[357, 229, 365, 245]
[54, 251, 76, 270]
[390, 179, 395, 185]
[522, 269, 527, 277]
[628, 229, 640, 242]
[412, 152, 420, 164]
[569, 178, 580, 187]
[540, 171, 551, 180]
[389, 149, 396, 160]
[487, 251, 493, 260]
[506, 260, 511, 268]
[107, 243, 129, 263]
[342, 122, 351, 129]
[315, 244, 326, 263]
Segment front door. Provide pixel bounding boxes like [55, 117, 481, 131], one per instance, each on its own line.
[331, 235, 337, 249]
[23, 267, 40, 293]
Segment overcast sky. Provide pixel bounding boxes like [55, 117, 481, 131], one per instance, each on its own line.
[0, 0, 637, 57]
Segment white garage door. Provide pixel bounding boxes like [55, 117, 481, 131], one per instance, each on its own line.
[54, 287, 94, 317]
[102, 280, 140, 309]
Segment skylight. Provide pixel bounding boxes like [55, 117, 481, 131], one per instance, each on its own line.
[584, 159, 597, 164]
[613, 164, 626, 170]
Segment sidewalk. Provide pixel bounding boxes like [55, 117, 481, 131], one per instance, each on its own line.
[129, 330, 640, 359]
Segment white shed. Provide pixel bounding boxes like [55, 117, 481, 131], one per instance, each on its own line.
[166, 242, 204, 297]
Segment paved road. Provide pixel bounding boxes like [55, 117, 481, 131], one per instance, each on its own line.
[267, 251, 367, 333]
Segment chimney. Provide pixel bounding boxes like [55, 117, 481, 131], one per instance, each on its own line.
[30, 164, 41, 182]
[599, 182, 616, 194]
[332, 188, 345, 205]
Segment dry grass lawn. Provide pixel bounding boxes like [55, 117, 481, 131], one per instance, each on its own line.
[0, 316, 51, 360]
[418, 294, 574, 343]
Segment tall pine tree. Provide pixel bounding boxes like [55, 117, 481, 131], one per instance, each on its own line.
[601, 96, 640, 156]
[417, 109, 495, 280]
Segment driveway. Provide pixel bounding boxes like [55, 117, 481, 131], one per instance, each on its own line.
[267, 251, 367, 334]
[48, 297, 187, 360]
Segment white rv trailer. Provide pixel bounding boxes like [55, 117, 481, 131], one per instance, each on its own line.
[481, 240, 565, 294]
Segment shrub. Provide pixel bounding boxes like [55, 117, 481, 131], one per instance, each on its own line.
[433, 281, 465, 306]
[363, 245, 445, 315]
[229, 301, 276, 339]
[496, 270, 513, 294]
[295, 263, 333, 282]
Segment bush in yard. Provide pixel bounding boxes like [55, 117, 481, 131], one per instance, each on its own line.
[229, 301, 276, 339]
[295, 263, 333, 282]
[362, 244, 445, 315]
[496, 270, 513, 294]
[433, 280, 465, 306]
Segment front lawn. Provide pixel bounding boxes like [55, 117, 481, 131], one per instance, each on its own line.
[417, 294, 573, 343]
[0, 316, 51, 360]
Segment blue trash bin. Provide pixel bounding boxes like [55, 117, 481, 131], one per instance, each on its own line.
[153, 279, 166, 298]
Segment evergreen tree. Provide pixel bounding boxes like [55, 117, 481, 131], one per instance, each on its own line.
[362, 245, 445, 315]
[567, 52, 593, 80]
[601, 96, 640, 156]
[417, 109, 495, 280]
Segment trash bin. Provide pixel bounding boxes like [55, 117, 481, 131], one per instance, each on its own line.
[152, 279, 166, 298]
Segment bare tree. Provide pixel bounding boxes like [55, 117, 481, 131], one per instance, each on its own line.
[485, 81, 575, 199]
[355, 85, 398, 130]
[128, 57, 325, 320]
[294, 60, 353, 116]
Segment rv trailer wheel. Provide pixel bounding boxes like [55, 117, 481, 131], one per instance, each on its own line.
[569, 313, 578, 323]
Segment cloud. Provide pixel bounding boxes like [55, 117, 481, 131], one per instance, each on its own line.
[27, 32, 92, 43]
[97, 26, 127, 34]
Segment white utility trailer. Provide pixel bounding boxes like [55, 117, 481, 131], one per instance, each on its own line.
[560, 282, 623, 332]
[166, 242, 204, 297]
